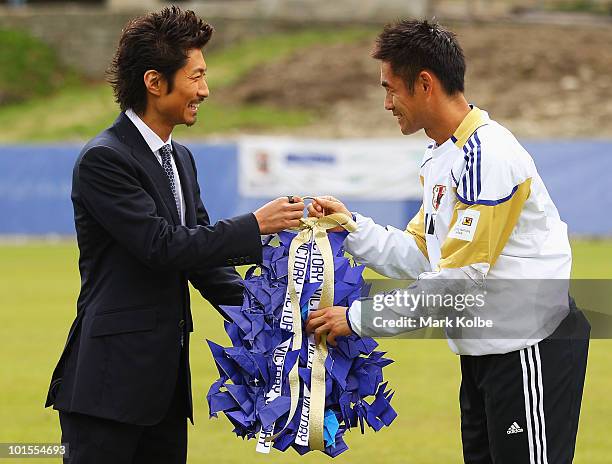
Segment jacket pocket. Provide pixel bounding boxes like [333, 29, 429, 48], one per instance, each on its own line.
[90, 308, 157, 337]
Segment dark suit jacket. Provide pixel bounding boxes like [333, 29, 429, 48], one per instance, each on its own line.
[45, 112, 262, 425]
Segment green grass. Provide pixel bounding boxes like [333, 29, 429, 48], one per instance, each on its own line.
[567, 239, 612, 279]
[545, 0, 612, 15]
[0, 239, 610, 462]
[0, 28, 79, 105]
[0, 84, 312, 142]
[0, 27, 376, 143]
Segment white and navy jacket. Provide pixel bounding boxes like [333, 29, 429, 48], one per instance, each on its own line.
[345, 107, 572, 355]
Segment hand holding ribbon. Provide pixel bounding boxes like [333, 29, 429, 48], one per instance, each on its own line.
[307, 196, 352, 233]
[306, 306, 352, 346]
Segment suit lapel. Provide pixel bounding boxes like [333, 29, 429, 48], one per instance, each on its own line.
[112, 113, 181, 225]
[172, 142, 197, 227]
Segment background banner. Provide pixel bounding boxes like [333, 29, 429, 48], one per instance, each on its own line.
[0, 140, 611, 235]
[238, 137, 425, 200]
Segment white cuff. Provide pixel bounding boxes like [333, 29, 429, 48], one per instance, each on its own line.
[348, 300, 363, 337]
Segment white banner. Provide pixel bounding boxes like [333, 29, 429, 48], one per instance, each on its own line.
[238, 137, 426, 200]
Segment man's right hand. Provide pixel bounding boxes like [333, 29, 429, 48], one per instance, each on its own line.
[254, 196, 305, 234]
[307, 196, 352, 232]
[307, 196, 351, 218]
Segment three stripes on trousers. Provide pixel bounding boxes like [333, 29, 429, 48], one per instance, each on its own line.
[519, 344, 548, 464]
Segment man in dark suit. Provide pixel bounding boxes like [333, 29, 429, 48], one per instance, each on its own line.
[45, 6, 305, 463]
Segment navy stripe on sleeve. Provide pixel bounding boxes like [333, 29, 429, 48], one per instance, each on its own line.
[456, 184, 519, 206]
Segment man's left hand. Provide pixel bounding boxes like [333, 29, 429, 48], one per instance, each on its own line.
[306, 306, 352, 346]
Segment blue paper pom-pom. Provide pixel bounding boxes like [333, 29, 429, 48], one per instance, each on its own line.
[206, 232, 396, 456]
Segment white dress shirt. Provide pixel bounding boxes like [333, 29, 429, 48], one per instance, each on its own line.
[125, 109, 186, 225]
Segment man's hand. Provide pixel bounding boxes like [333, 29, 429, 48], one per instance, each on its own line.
[254, 196, 305, 234]
[307, 196, 351, 218]
[307, 196, 351, 232]
[306, 306, 352, 346]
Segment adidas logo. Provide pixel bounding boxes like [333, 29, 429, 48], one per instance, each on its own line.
[507, 422, 524, 435]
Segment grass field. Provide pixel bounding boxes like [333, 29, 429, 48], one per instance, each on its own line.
[0, 240, 610, 463]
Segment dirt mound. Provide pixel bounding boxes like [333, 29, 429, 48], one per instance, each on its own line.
[217, 22, 612, 138]
[217, 41, 376, 110]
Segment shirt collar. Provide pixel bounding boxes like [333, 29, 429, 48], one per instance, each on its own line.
[428, 105, 489, 158]
[431, 136, 457, 157]
[450, 105, 489, 149]
[125, 108, 172, 153]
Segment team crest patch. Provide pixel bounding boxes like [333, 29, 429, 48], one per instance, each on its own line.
[462, 216, 473, 226]
[432, 184, 447, 211]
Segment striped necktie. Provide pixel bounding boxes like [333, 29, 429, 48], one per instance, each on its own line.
[159, 144, 181, 216]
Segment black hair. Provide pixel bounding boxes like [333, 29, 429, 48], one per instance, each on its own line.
[372, 19, 465, 95]
[107, 5, 213, 113]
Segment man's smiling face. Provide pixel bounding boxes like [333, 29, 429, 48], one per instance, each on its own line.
[380, 61, 425, 136]
[158, 48, 209, 128]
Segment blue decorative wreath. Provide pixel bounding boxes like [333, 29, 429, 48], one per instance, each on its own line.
[206, 231, 396, 457]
